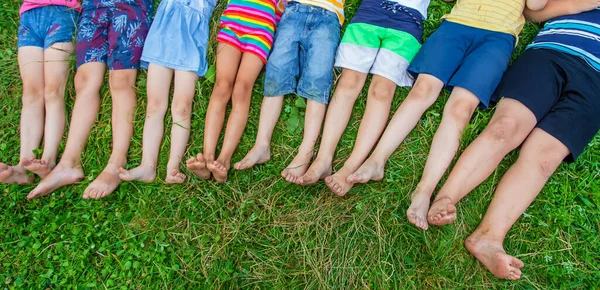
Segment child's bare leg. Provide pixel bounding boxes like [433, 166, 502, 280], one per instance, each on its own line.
[165, 70, 198, 184]
[24, 42, 74, 178]
[234, 96, 283, 170]
[526, 0, 548, 11]
[83, 69, 138, 199]
[118, 64, 173, 183]
[408, 87, 479, 230]
[427, 98, 537, 225]
[348, 74, 444, 183]
[209, 53, 264, 182]
[465, 128, 568, 280]
[187, 43, 241, 180]
[28, 62, 106, 199]
[299, 69, 368, 185]
[325, 75, 396, 196]
[282, 100, 327, 184]
[0, 47, 44, 185]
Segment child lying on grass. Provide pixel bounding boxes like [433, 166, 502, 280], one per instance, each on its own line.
[297, 0, 430, 195]
[186, 0, 284, 183]
[234, 0, 345, 183]
[0, 0, 80, 184]
[118, 0, 217, 184]
[28, 0, 152, 199]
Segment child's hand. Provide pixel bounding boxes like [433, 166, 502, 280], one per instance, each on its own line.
[570, 0, 600, 14]
[527, 0, 548, 11]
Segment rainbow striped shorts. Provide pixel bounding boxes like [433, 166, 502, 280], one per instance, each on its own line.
[217, 0, 277, 64]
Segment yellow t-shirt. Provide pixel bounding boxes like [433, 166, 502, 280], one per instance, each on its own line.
[443, 0, 525, 37]
[293, 0, 346, 24]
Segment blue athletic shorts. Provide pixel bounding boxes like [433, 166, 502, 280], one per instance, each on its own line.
[408, 21, 515, 108]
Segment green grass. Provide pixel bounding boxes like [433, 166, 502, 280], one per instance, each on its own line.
[1, 0, 599, 288]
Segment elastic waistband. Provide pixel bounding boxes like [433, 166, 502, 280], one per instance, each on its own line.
[287, 1, 337, 16]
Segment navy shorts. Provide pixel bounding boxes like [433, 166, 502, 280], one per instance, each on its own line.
[494, 48, 600, 162]
[263, 2, 341, 104]
[408, 21, 515, 108]
[18, 5, 79, 49]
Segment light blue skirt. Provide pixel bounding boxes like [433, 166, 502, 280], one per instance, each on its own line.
[141, 0, 216, 76]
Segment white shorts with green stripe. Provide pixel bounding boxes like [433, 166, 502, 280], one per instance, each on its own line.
[334, 22, 422, 87]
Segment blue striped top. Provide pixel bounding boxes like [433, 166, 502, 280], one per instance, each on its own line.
[528, 8, 600, 71]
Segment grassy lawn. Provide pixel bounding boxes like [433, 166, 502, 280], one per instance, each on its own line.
[1, 0, 599, 288]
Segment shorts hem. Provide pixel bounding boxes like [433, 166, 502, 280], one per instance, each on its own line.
[141, 56, 205, 76]
[264, 90, 295, 98]
[334, 61, 371, 74]
[536, 124, 577, 162]
[370, 69, 412, 87]
[296, 90, 330, 105]
[217, 38, 268, 64]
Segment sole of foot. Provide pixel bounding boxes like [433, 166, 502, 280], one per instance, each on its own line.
[186, 153, 211, 180]
[207, 160, 228, 183]
[427, 196, 457, 226]
[465, 234, 524, 280]
[165, 169, 186, 184]
[281, 150, 313, 184]
[117, 165, 157, 183]
[347, 160, 384, 184]
[234, 146, 270, 170]
[298, 159, 332, 186]
[82, 168, 122, 199]
[27, 165, 84, 199]
[22, 158, 54, 178]
[0, 163, 33, 185]
[325, 173, 355, 197]
[406, 188, 433, 230]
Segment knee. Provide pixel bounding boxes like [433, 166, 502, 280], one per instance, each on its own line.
[171, 98, 192, 119]
[147, 97, 168, 115]
[336, 72, 365, 95]
[405, 82, 439, 107]
[484, 116, 521, 143]
[74, 70, 99, 94]
[231, 80, 254, 104]
[444, 98, 478, 124]
[522, 141, 565, 178]
[22, 83, 44, 105]
[44, 80, 66, 103]
[369, 81, 396, 103]
[109, 72, 136, 92]
[212, 78, 234, 100]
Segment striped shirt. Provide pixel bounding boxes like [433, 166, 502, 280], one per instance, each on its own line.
[528, 8, 600, 71]
[292, 0, 345, 23]
[443, 0, 525, 37]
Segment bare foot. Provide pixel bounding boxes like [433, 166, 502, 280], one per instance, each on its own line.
[0, 163, 33, 185]
[22, 158, 54, 178]
[427, 196, 457, 226]
[27, 164, 84, 199]
[82, 165, 122, 199]
[118, 165, 156, 183]
[207, 160, 229, 183]
[465, 233, 524, 280]
[299, 157, 332, 185]
[186, 153, 211, 180]
[325, 173, 355, 197]
[407, 187, 433, 230]
[347, 159, 385, 183]
[281, 150, 313, 184]
[234, 145, 270, 170]
[165, 169, 186, 184]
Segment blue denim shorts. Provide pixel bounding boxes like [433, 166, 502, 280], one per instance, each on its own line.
[408, 21, 515, 108]
[263, 2, 341, 104]
[141, 0, 216, 76]
[18, 5, 79, 49]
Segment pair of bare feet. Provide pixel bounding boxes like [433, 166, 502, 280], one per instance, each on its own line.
[0, 158, 57, 185]
[117, 165, 186, 184]
[24, 161, 125, 200]
[185, 153, 229, 183]
[406, 190, 457, 231]
[233, 145, 387, 196]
